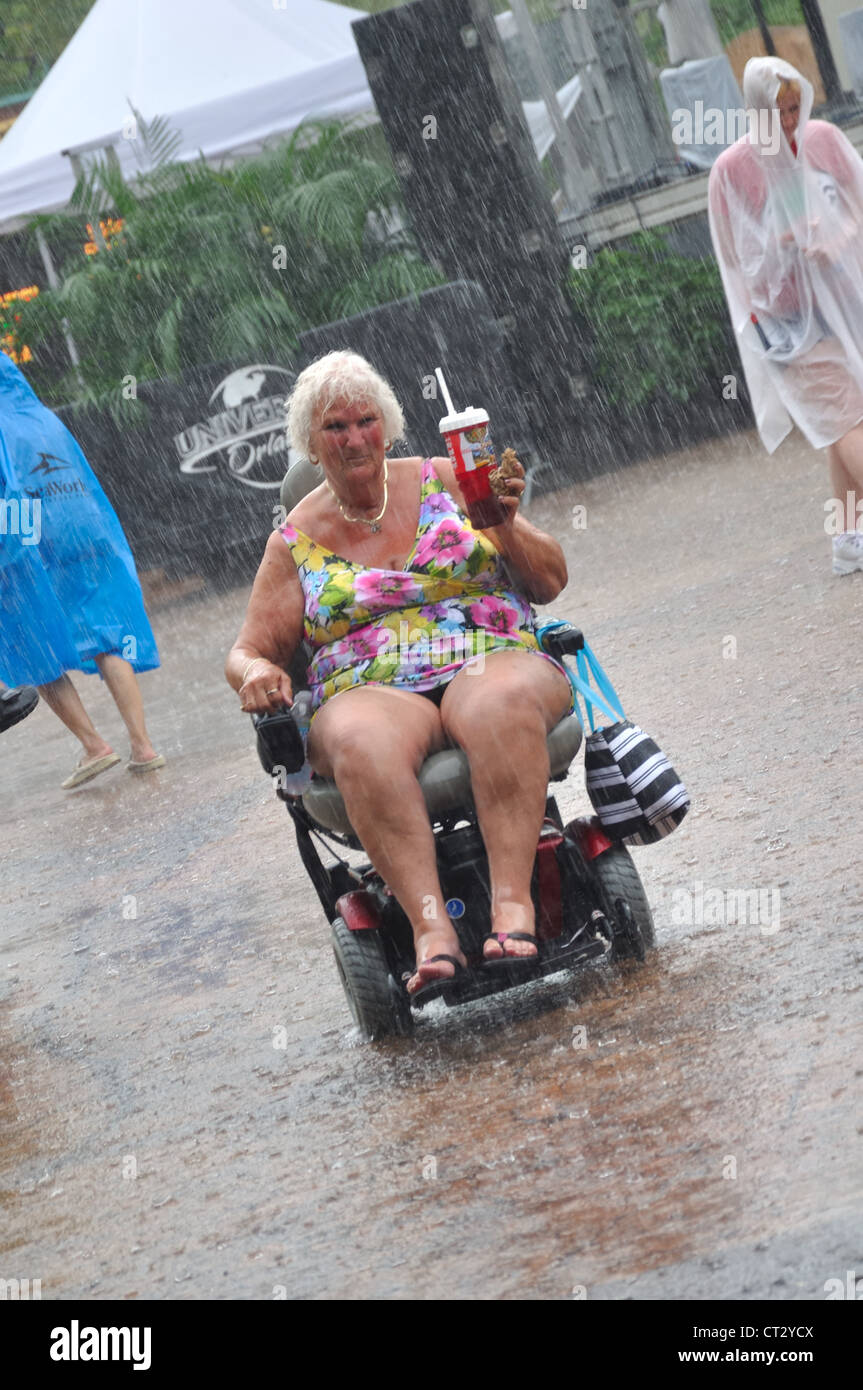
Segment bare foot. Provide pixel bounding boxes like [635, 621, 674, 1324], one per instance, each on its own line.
[483, 903, 537, 960]
[406, 929, 466, 995]
[129, 741, 159, 763]
[483, 933, 538, 961]
[78, 741, 115, 764]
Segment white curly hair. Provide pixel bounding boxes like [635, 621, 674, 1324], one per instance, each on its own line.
[286, 350, 406, 458]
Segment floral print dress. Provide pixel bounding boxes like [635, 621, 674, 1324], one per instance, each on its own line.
[280, 457, 567, 712]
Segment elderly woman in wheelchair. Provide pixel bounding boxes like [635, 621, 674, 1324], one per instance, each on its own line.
[225, 351, 599, 999]
[229, 347, 586, 978]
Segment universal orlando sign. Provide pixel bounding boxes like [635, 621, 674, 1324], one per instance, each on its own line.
[173, 364, 298, 490]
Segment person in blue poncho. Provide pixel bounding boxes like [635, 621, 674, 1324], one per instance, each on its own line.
[0, 352, 164, 788]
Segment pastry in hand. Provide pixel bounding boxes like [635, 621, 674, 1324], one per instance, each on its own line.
[489, 447, 522, 494]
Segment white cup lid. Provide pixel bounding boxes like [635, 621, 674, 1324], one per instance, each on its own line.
[438, 406, 489, 431]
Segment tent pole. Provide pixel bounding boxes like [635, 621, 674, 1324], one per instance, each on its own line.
[35, 225, 84, 385]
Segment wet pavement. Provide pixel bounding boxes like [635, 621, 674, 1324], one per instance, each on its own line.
[1, 427, 861, 1300]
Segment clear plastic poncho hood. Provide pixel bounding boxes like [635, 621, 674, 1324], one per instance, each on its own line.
[708, 57, 863, 452]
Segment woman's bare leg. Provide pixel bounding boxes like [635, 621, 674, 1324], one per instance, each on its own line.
[440, 652, 572, 960]
[94, 654, 158, 763]
[37, 674, 114, 761]
[828, 422, 863, 526]
[307, 687, 463, 991]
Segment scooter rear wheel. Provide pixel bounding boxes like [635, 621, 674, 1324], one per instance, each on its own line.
[590, 844, 656, 960]
[331, 915, 414, 1041]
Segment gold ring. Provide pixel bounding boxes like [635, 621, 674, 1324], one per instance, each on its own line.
[265, 687, 279, 694]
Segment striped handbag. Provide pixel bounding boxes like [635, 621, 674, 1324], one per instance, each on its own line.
[565, 642, 689, 846]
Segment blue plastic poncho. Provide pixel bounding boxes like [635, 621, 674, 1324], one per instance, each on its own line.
[0, 352, 159, 686]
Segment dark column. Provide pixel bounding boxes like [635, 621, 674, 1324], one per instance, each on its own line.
[749, 1, 776, 57]
[352, 0, 587, 466]
[799, 0, 842, 104]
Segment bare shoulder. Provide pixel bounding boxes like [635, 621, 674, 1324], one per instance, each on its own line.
[258, 525, 300, 586]
[429, 452, 455, 482]
[390, 454, 424, 477]
[379, 454, 426, 499]
[428, 453, 464, 498]
[285, 481, 326, 530]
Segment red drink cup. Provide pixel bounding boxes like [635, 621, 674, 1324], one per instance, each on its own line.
[439, 406, 508, 529]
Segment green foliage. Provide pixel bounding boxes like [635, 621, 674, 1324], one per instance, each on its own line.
[634, 9, 670, 71]
[16, 113, 444, 411]
[0, 0, 96, 94]
[637, 2, 805, 70]
[567, 230, 730, 411]
[710, 1, 804, 47]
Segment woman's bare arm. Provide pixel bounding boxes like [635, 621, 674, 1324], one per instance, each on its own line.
[225, 529, 306, 710]
[431, 454, 567, 604]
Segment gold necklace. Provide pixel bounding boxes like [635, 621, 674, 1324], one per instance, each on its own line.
[326, 460, 389, 532]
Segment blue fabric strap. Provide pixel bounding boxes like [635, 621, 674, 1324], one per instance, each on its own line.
[567, 663, 623, 732]
[534, 623, 625, 733]
[575, 642, 626, 731]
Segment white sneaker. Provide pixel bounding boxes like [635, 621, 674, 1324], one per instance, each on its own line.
[832, 531, 863, 575]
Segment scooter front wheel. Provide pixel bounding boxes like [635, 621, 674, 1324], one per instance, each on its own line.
[590, 844, 656, 961]
[330, 915, 414, 1041]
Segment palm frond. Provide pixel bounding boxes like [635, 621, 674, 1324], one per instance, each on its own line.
[23, 113, 441, 403]
[23, 207, 81, 243]
[63, 378, 148, 428]
[55, 265, 104, 314]
[274, 162, 398, 251]
[68, 159, 109, 215]
[154, 295, 184, 376]
[329, 254, 445, 320]
[212, 292, 301, 359]
[128, 104, 183, 172]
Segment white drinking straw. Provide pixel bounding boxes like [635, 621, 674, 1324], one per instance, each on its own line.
[435, 367, 456, 416]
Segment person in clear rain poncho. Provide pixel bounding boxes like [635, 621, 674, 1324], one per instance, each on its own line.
[708, 57, 863, 575]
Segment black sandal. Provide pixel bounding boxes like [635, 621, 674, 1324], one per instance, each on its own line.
[482, 932, 540, 969]
[403, 954, 466, 1004]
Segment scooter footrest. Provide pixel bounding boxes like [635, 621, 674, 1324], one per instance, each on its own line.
[409, 931, 609, 1009]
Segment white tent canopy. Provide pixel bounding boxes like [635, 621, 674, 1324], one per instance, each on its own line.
[0, 0, 376, 232]
[0, 0, 585, 234]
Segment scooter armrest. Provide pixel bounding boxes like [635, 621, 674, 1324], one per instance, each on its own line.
[537, 621, 584, 661]
[253, 703, 306, 776]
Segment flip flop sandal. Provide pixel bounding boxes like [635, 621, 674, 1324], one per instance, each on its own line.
[126, 754, 166, 772]
[482, 931, 541, 969]
[61, 752, 122, 790]
[403, 954, 466, 1004]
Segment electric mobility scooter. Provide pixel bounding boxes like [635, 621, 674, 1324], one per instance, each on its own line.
[252, 460, 656, 1041]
